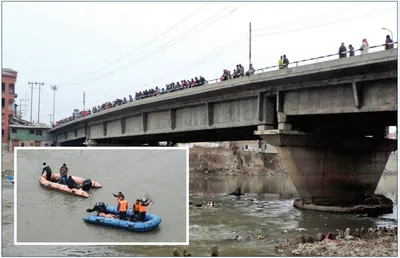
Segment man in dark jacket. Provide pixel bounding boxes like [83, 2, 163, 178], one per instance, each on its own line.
[339, 43, 347, 58]
[385, 35, 394, 50]
[283, 55, 289, 68]
[67, 176, 79, 189]
[41, 162, 52, 181]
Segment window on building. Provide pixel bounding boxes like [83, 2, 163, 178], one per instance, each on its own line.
[2, 98, 4, 108]
[1, 83, 5, 92]
[29, 129, 35, 134]
[9, 84, 14, 94]
[1, 129, 3, 135]
[11, 128, 17, 133]
[35, 129, 42, 136]
[8, 99, 14, 110]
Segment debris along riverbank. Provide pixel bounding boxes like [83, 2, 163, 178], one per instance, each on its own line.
[275, 226, 398, 256]
[189, 146, 286, 176]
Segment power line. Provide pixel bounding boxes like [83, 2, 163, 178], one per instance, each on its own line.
[252, 2, 369, 32]
[75, 32, 249, 100]
[252, 6, 394, 38]
[57, 3, 210, 86]
[60, 3, 243, 87]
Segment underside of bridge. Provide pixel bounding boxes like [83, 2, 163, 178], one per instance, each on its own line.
[57, 126, 262, 146]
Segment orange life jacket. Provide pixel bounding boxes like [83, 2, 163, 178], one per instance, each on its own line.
[133, 202, 140, 211]
[139, 203, 147, 212]
[118, 199, 128, 212]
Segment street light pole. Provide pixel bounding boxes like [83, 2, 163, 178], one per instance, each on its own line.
[50, 85, 58, 124]
[37, 82, 44, 123]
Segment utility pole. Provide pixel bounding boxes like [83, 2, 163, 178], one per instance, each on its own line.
[50, 85, 58, 124]
[18, 97, 29, 119]
[249, 22, 252, 69]
[37, 82, 44, 124]
[28, 82, 35, 123]
[83, 91, 86, 111]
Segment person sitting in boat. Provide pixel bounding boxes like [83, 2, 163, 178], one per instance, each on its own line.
[86, 202, 116, 219]
[138, 199, 150, 222]
[67, 176, 79, 189]
[59, 163, 68, 185]
[41, 162, 52, 181]
[117, 195, 128, 220]
[130, 199, 141, 221]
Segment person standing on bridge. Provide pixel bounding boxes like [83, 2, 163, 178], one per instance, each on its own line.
[360, 39, 369, 54]
[338, 43, 347, 58]
[283, 55, 289, 68]
[278, 56, 283, 69]
[385, 35, 394, 50]
[349, 44, 355, 56]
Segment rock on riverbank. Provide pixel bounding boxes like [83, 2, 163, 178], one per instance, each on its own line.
[276, 227, 398, 256]
[189, 146, 286, 176]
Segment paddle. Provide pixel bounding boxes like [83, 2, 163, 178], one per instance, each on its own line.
[144, 193, 154, 204]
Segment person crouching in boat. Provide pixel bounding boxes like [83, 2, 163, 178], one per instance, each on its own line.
[41, 162, 53, 181]
[86, 202, 116, 219]
[130, 199, 141, 221]
[59, 163, 68, 185]
[117, 195, 128, 220]
[138, 199, 150, 222]
[67, 176, 80, 189]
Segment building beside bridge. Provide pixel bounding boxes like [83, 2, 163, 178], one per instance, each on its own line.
[8, 116, 55, 151]
[2, 68, 18, 151]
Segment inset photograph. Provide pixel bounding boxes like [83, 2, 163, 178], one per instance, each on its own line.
[15, 147, 188, 245]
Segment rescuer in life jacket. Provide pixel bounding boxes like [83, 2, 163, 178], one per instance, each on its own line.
[130, 199, 141, 221]
[67, 176, 79, 189]
[41, 162, 53, 181]
[59, 163, 68, 185]
[117, 195, 128, 220]
[112, 192, 123, 202]
[138, 199, 150, 222]
[86, 202, 116, 218]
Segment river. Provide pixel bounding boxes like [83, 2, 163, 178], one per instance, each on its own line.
[3, 172, 396, 256]
[14, 149, 187, 243]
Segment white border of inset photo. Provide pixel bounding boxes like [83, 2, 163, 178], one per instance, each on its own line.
[14, 146, 189, 246]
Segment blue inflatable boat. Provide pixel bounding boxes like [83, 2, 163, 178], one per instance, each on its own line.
[83, 205, 161, 232]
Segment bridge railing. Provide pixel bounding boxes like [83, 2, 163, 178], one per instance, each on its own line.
[52, 42, 397, 129]
[205, 42, 398, 85]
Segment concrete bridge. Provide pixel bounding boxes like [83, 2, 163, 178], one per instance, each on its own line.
[50, 48, 398, 210]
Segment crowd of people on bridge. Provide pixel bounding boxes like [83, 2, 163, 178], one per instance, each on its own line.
[53, 35, 396, 128]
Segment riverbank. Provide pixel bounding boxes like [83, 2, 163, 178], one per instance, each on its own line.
[189, 146, 286, 176]
[275, 227, 397, 256]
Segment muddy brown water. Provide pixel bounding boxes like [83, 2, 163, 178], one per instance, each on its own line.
[3, 171, 396, 256]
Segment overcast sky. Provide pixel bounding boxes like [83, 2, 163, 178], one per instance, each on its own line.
[2, 1, 398, 124]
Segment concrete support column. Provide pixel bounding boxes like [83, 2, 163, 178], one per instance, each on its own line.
[142, 113, 148, 132]
[170, 109, 176, 130]
[205, 102, 213, 126]
[255, 129, 397, 206]
[277, 112, 292, 130]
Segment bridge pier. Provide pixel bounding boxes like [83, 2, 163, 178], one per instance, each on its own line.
[255, 129, 396, 212]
